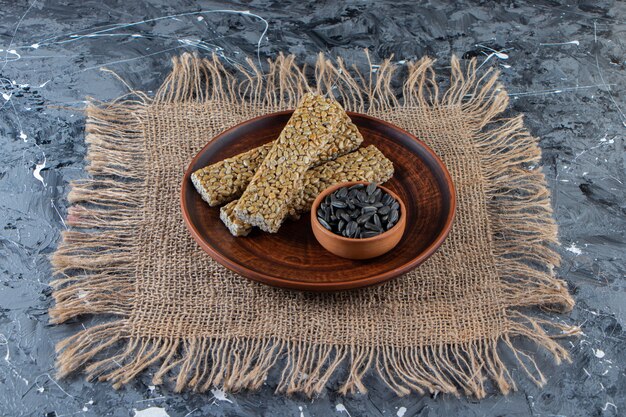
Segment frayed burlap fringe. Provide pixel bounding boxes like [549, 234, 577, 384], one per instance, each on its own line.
[50, 52, 577, 398]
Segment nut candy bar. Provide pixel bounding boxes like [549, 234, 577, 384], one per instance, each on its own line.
[220, 145, 394, 236]
[233, 93, 362, 233]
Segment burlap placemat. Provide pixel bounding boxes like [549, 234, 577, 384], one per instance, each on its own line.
[50, 52, 577, 397]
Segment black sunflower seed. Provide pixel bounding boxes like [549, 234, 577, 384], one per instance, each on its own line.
[346, 221, 358, 236]
[349, 183, 364, 190]
[338, 219, 346, 231]
[382, 194, 393, 205]
[340, 212, 351, 222]
[364, 222, 383, 232]
[391, 201, 400, 211]
[373, 213, 381, 227]
[331, 200, 347, 208]
[357, 212, 374, 224]
[366, 182, 377, 195]
[318, 217, 332, 230]
[362, 231, 380, 238]
[378, 206, 390, 215]
[336, 187, 348, 199]
[389, 209, 399, 224]
[361, 206, 377, 214]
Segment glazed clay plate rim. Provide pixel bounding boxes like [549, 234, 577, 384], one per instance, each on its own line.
[181, 111, 456, 290]
[181, 110, 456, 291]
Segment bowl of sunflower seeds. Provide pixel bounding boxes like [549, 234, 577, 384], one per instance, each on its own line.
[311, 181, 406, 259]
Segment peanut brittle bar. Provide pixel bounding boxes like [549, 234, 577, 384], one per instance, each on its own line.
[233, 93, 361, 233]
[220, 145, 394, 236]
[191, 105, 363, 207]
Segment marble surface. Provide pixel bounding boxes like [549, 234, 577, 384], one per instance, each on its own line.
[0, 1, 624, 416]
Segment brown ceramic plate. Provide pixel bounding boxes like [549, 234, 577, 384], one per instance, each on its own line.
[181, 111, 455, 291]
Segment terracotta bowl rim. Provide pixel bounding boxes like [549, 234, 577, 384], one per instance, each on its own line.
[311, 181, 406, 242]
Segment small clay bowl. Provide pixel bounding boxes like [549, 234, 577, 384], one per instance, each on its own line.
[311, 181, 407, 260]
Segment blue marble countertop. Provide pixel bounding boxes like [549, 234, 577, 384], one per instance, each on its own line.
[0, 1, 624, 416]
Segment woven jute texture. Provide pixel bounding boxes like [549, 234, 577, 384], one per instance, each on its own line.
[51, 52, 577, 398]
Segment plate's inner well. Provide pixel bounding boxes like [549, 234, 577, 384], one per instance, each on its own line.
[182, 112, 453, 288]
